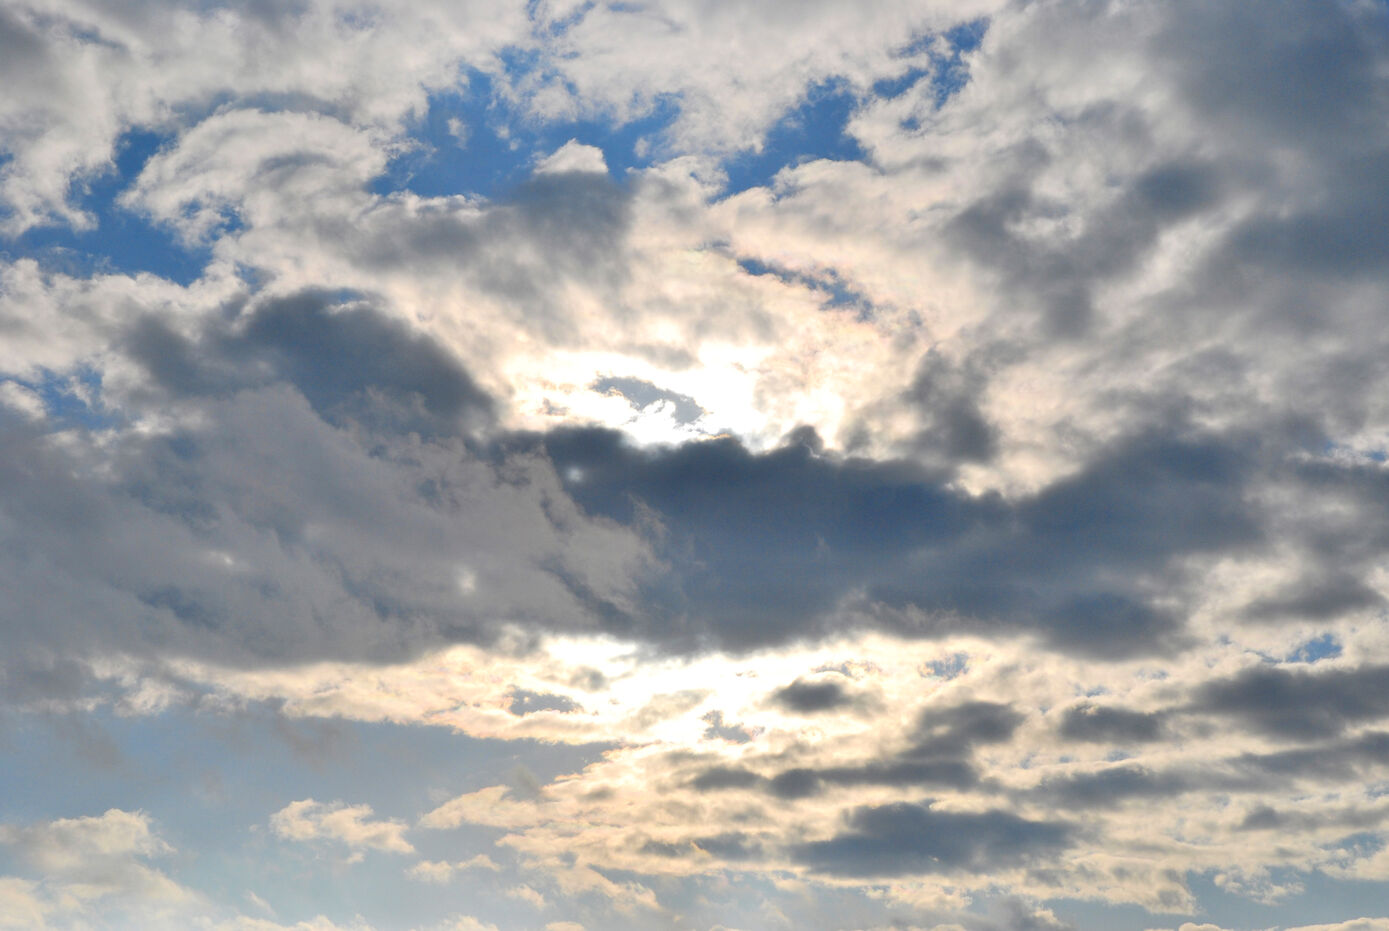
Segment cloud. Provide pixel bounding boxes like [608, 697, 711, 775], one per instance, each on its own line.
[768, 676, 857, 713]
[407, 855, 500, 884]
[269, 799, 414, 855]
[437, 918, 500, 931]
[791, 801, 1072, 877]
[1057, 702, 1167, 744]
[1191, 663, 1389, 740]
[8, 0, 1389, 927]
[0, 0, 526, 233]
[212, 917, 376, 931]
[541, 424, 1262, 657]
[535, 140, 609, 176]
[507, 688, 581, 716]
[0, 808, 170, 874]
[505, 884, 546, 908]
[0, 809, 201, 925]
[701, 710, 754, 743]
[125, 289, 495, 436]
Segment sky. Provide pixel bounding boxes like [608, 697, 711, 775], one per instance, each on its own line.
[3, 1, 1389, 929]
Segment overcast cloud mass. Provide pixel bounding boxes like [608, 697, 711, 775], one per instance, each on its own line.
[3, 1, 1389, 928]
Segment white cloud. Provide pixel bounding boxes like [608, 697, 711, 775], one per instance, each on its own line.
[535, 140, 609, 176]
[0, 878, 49, 929]
[121, 109, 387, 244]
[269, 800, 414, 855]
[505, 883, 546, 908]
[0, 809, 202, 927]
[434, 917, 499, 931]
[406, 855, 500, 884]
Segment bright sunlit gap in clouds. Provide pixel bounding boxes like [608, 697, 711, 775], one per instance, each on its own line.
[3, 1, 1389, 929]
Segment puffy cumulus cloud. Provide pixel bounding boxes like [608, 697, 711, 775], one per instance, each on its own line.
[0, 808, 171, 875]
[535, 140, 609, 177]
[0, 291, 658, 701]
[0, 809, 203, 927]
[269, 799, 414, 855]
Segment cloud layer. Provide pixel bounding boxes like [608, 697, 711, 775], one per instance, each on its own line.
[4, 0, 1389, 929]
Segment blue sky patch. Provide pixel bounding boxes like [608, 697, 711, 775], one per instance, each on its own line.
[2, 129, 214, 285]
[3, 367, 115, 430]
[722, 80, 867, 194]
[1287, 632, 1343, 663]
[371, 69, 680, 201]
[737, 256, 871, 316]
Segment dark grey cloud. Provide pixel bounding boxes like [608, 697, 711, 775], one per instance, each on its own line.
[1244, 572, 1384, 623]
[690, 700, 1017, 800]
[778, 759, 981, 799]
[1030, 765, 1194, 810]
[1233, 730, 1389, 782]
[1, 334, 1356, 711]
[537, 423, 1263, 657]
[0, 6, 50, 88]
[791, 801, 1072, 877]
[637, 830, 765, 864]
[894, 349, 998, 466]
[0, 655, 95, 706]
[768, 677, 855, 713]
[507, 688, 580, 716]
[1158, 0, 1387, 157]
[689, 765, 761, 792]
[905, 701, 1025, 759]
[126, 289, 494, 437]
[1057, 702, 1166, 744]
[942, 152, 1225, 338]
[701, 710, 753, 743]
[690, 832, 761, 861]
[1025, 729, 1389, 811]
[1237, 802, 1389, 834]
[1191, 663, 1389, 740]
[0, 376, 647, 694]
[690, 755, 981, 800]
